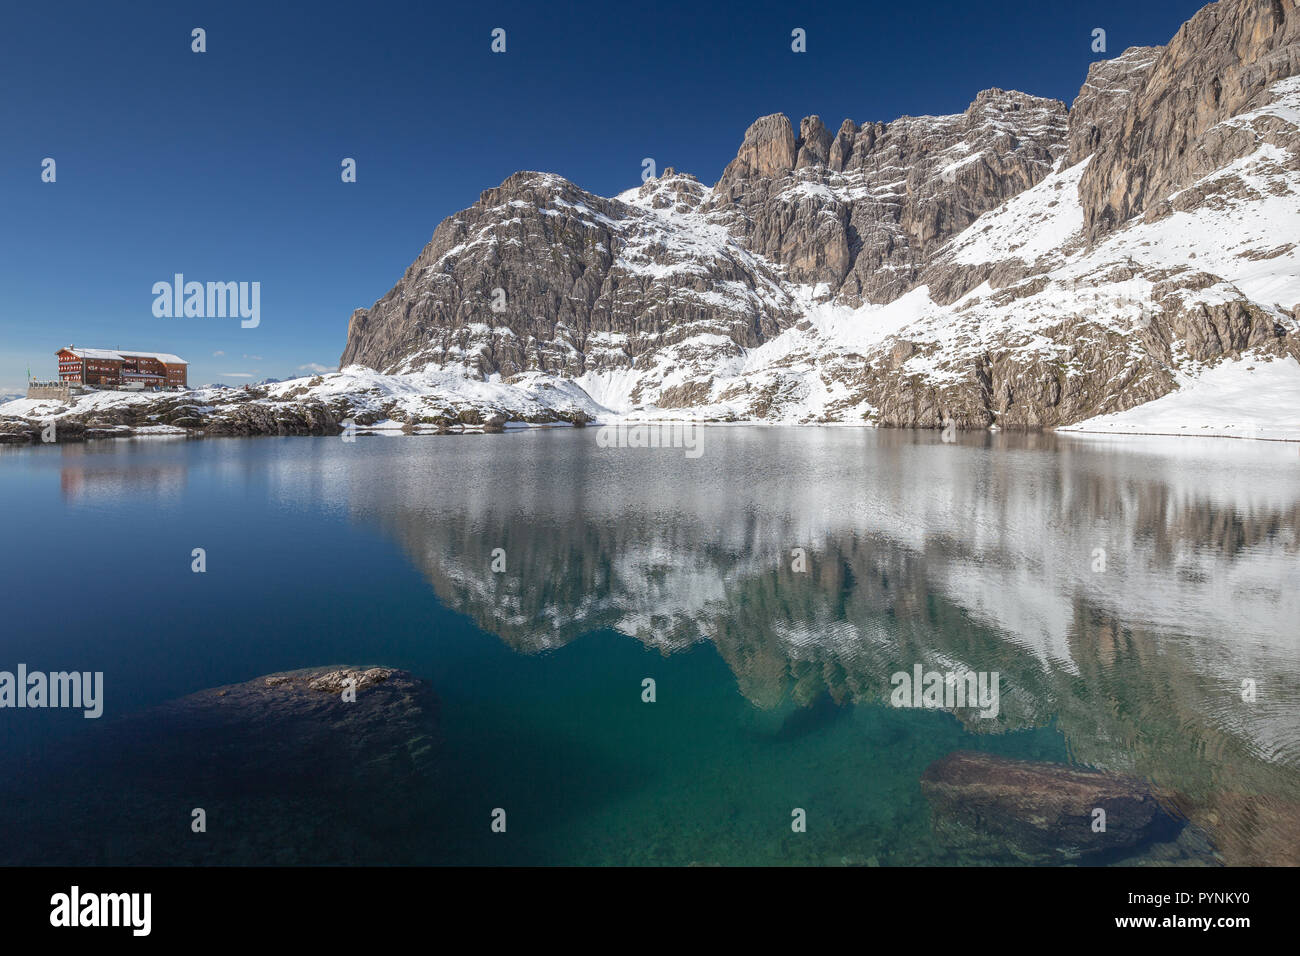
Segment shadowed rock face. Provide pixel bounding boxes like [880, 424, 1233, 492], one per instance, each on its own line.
[0, 667, 440, 865]
[920, 751, 1186, 862]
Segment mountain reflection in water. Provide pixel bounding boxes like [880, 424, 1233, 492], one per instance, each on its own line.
[329, 428, 1299, 864]
[2, 427, 1295, 865]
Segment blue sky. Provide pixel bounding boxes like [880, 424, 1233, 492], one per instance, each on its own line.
[0, 0, 1206, 392]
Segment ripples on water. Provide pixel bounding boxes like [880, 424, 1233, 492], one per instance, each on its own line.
[1, 428, 1296, 865]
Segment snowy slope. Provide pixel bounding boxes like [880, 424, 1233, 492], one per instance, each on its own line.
[1060, 355, 1300, 441]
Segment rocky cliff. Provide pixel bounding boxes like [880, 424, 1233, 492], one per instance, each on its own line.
[1080, 0, 1300, 237]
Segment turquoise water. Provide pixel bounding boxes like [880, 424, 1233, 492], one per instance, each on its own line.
[1, 429, 1297, 865]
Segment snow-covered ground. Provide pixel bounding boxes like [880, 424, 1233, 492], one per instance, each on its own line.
[1060, 354, 1300, 441]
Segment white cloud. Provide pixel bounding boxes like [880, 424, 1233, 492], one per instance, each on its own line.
[242, 354, 263, 360]
[221, 372, 254, 378]
[297, 362, 331, 373]
[212, 350, 225, 357]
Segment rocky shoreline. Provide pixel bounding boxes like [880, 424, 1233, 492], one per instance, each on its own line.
[0, 375, 595, 444]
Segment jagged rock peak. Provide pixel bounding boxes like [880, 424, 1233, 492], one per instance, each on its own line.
[719, 89, 1066, 188]
[795, 115, 833, 168]
[717, 113, 796, 188]
[468, 170, 590, 216]
[969, 87, 1062, 106]
[619, 168, 709, 212]
[829, 118, 858, 170]
[962, 88, 1070, 127]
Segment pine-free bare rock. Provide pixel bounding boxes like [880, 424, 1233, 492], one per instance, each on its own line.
[1080, 0, 1300, 236]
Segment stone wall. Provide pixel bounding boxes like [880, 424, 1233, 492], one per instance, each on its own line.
[26, 383, 72, 402]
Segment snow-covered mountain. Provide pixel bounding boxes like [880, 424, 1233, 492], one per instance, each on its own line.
[332, 0, 1300, 432]
[3, 0, 1297, 442]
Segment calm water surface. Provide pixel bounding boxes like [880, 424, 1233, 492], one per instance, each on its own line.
[1, 428, 1297, 865]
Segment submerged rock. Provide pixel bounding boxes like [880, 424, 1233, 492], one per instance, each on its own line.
[0, 666, 440, 865]
[920, 750, 1185, 863]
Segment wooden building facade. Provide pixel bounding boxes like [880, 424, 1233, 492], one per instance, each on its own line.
[57, 347, 188, 388]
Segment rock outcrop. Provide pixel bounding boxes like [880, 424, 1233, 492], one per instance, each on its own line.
[795, 115, 833, 169]
[718, 113, 798, 186]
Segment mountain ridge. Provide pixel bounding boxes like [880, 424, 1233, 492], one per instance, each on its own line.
[336, 0, 1300, 430]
